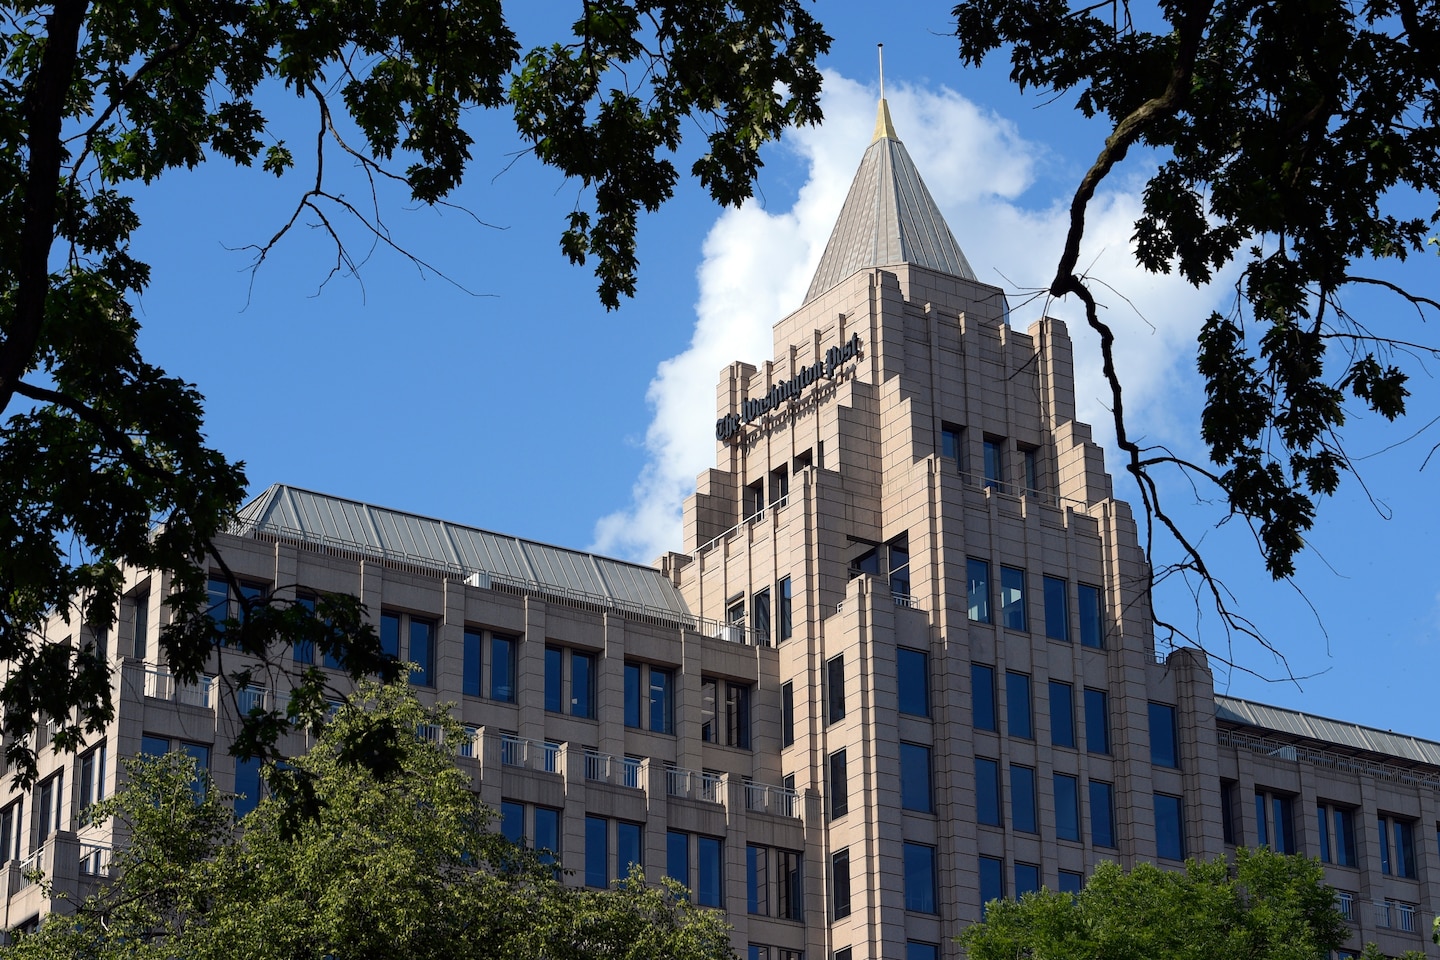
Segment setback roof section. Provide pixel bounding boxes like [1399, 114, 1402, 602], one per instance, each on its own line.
[803, 102, 977, 304]
[233, 484, 690, 617]
[1216, 695, 1440, 767]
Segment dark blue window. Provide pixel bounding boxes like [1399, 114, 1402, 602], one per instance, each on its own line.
[968, 558, 991, 622]
[972, 663, 996, 731]
[1050, 680, 1075, 748]
[234, 755, 262, 817]
[533, 807, 560, 860]
[900, 742, 933, 813]
[1011, 764, 1037, 833]
[1000, 566, 1027, 631]
[585, 815, 609, 887]
[500, 801, 524, 843]
[1007, 671, 1033, 739]
[1084, 688, 1109, 753]
[1055, 773, 1080, 841]
[1015, 862, 1040, 897]
[903, 842, 936, 913]
[1149, 702, 1179, 768]
[570, 650, 595, 718]
[1155, 793, 1185, 860]
[650, 666, 674, 733]
[1090, 780, 1115, 848]
[829, 749, 848, 819]
[462, 629, 482, 697]
[617, 821, 642, 878]
[908, 943, 939, 960]
[697, 835, 723, 907]
[544, 647, 563, 712]
[976, 757, 1001, 825]
[979, 855, 1004, 916]
[490, 635, 516, 702]
[1058, 870, 1084, 895]
[1043, 575, 1069, 641]
[408, 618, 434, 687]
[897, 647, 929, 716]
[624, 663, 643, 728]
[667, 830, 690, 890]
[1078, 584, 1103, 647]
[292, 594, 316, 665]
[380, 612, 400, 658]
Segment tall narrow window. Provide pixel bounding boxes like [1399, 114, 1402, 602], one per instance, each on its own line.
[1221, 781, 1239, 845]
[1379, 816, 1417, 878]
[617, 821, 643, 878]
[1055, 773, 1080, 841]
[967, 558, 992, 623]
[972, 663, 997, 731]
[570, 650, 596, 718]
[753, 589, 772, 644]
[490, 634, 516, 702]
[780, 681, 795, 747]
[544, 647, 563, 712]
[234, 755, 261, 817]
[826, 655, 846, 724]
[586, 816, 610, 887]
[900, 742, 933, 813]
[1318, 803, 1358, 867]
[1090, 780, 1116, 848]
[408, 617, 435, 687]
[650, 667, 674, 734]
[36, 773, 60, 840]
[777, 848, 803, 921]
[770, 466, 789, 508]
[1154, 793, 1185, 860]
[1050, 680, 1076, 748]
[747, 845, 769, 915]
[533, 807, 560, 859]
[292, 594, 316, 665]
[982, 437, 1005, 491]
[1043, 575, 1069, 641]
[1058, 871, 1084, 895]
[1000, 566, 1027, 631]
[1007, 671, 1033, 740]
[131, 585, 150, 660]
[903, 843, 937, 913]
[1078, 583, 1104, 648]
[975, 757, 1002, 826]
[1011, 764, 1037, 833]
[1023, 445, 1041, 494]
[697, 836, 724, 908]
[778, 577, 793, 641]
[624, 663, 643, 728]
[829, 749, 848, 820]
[0, 800, 21, 862]
[1149, 702, 1179, 768]
[667, 830, 690, 890]
[832, 847, 852, 919]
[462, 628, 482, 697]
[1255, 790, 1297, 853]
[1084, 688, 1110, 753]
[887, 531, 911, 598]
[897, 647, 930, 716]
[979, 856, 1004, 917]
[745, 479, 765, 521]
[78, 743, 107, 816]
[380, 611, 401, 658]
[941, 423, 964, 473]
[1015, 862, 1041, 897]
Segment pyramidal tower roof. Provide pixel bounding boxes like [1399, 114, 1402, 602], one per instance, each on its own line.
[804, 97, 977, 304]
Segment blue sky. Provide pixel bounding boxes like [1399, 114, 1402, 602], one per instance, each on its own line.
[124, 8, 1440, 740]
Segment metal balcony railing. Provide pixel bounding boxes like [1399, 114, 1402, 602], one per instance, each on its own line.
[744, 781, 802, 819]
[78, 842, 110, 877]
[499, 735, 559, 774]
[142, 666, 216, 709]
[665, 766, 723, 804]
[583, 750, 644, 789]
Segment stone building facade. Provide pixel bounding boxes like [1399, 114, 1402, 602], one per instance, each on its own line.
[6, 99, 1439, 959]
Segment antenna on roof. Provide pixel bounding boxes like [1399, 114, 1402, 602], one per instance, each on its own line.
[878, 43, 885, 101]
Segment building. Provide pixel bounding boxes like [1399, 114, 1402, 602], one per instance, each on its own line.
[6, 95, 1439, 959]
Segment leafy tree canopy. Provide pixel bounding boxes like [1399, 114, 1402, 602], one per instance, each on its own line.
[0, 0, 828, 787]
[953, 0, 1440, 654]
[8, 682, 738, 960]
[959, 850, 1407, 960]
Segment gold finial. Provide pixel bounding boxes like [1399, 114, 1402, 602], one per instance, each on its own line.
[873, 43, 898, 142]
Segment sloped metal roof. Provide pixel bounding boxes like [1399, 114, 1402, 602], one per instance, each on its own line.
[804, 100, 976, 304]
[233, 484, 690, 617]
[1216, 695, 1440, 767]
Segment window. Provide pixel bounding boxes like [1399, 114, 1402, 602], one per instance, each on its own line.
[745, 479, 765, 521]
[1379, 815, 1417, 878]
[903, 842, 937, 913]
[617, 820, 643, 879]
[747, 845, 769, 914]
[976, 758, 1001, 826]
[1055, 773, 1080, 841]
[1043, 576, 1068, 641]
[696, 835, 724, 907]
[887, 532, 911, 598]
[233, 756, 261, 817]
[753, 589, 772, 644]
[542, 646, 596, 718]
[770, 466, 789, 508]
[667, 830, 690, 891]
[500, 801, 525, 843]
[1255, 790, 1297, 854]
[1000, 566, 1027, 631]
[1090, 780, 1116, 848]
[967, 558, 991, 622]
[829, 750, 848, 820]
[1318, 803, 1357, 866]
[1078, 584, 1104, 648]
[1023, 445, 1041, 494]
[983, 436, 1004, 490]
[747, 847, 802, 920]
[778, 577, 793, 641]
[36, 771, 62, 840]
[1015, 862, 1041, 897]
[490, 634, 517, 702]
[701, 678, 752, 749]
[78, 742, 107, 818]
[1221, 780, 1240, 845]
[1011, 764, 1037, 833]
[533, 807, 560, 859]
[979, 855, 1004, 916]
[128, 584, 150, 660]
[781, 681, 795, 747]
[207, 576, 265, 639]
[836, 950, 853, 960]
[897, 647, 929, 716]
[900, 742, 933, 813]
[1084, 688, 1109, 754]
[288, 594, 317, 665]
[406, 616, 435, 687]
[1049, 680, 1075, 748]
[826, 655, 846, 724]
[728, 598, 747, 629]
[1149, 703, 1179, 768]
[1058, 870, 1084, 895]
[0, 800, 20, 862]
[1007, 671, 1033, 739]
[1336, 890, 1356, 921]
[462, 629, 483, 697]
[649, 665, 674, 733]
[1154, 793, 1185, 860]
[776, 848, 803, 921]
[972, 663, 997, 731]
[907, 943, 939, 960]
[941, 423, 964, 473]
[832, 848, 852, 919]
[586, 815, 610, 887]
[626, 662, 676, 733]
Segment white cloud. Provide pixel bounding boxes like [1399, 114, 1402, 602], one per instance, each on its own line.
[591, 72, 1232, 563]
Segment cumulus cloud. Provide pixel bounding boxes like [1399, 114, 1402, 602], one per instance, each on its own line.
[591, 71, 1232, 563]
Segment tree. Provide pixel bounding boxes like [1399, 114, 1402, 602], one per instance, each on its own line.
[8, 682, 738, 960]
[0, 1, 829, 786]
[959, 850, 1404, 960]
[953, 0, 1440, 660]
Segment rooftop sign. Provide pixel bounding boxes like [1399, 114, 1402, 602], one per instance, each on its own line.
[716, 333, 862, 442]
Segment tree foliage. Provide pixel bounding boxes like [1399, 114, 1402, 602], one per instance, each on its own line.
[9, 682, 737, 960]
[959, 850, 1397, 960]
[0, 0, 828, 787]
[953, 0, 1440, 654]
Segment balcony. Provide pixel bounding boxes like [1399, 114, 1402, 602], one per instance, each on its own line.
[583, 750, 642, 789]
[498, 734, 560, 774]
[665, 766, 723, 804]
[744, 781, 801, 819]
[142, 666, 216, 709]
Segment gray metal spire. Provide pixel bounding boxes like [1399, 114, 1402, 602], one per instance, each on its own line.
[803, 97, 976, 303]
